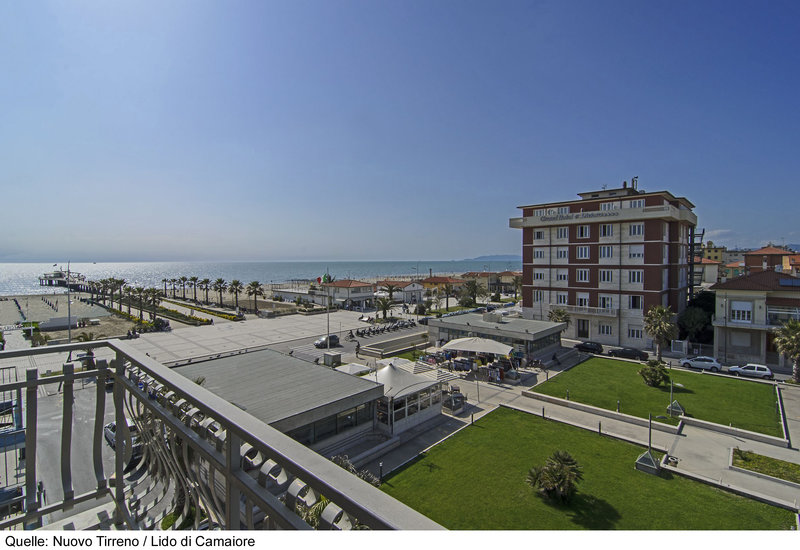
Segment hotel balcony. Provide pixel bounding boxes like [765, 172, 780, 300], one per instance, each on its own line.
[0, 341, 442, 531]
[510, 203, 697, 229]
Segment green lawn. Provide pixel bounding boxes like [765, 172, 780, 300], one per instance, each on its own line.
[733, 449, 800, 484]
[381, 407, 796, 530]
[534, 357, 782, 437]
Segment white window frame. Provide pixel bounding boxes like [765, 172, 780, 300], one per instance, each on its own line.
[600, 224, 613, 237]
[556, 226, 569, 239]
[599, 324, 612, 336]
[730, 301, 753, 322]
[577, 225, 590, 239]
[556, 247, 569, 259]
[533, 290, 544, 302]
[628, 326, 643, 339]
[629, 199, 645, 209]
[599, 269, 613, 283]
[599, 295, 614, 309]
[556, 292, 568, 305]
[599, 245, 613, 259]
[534, 248, 545, 259]
[556, 269, 568, 282]
[629, 223, 644, 237]
[576, 269, 589, 283]
[557, 206, 570, 215]
[533, 270, 545, 281]
[628, 295, 643, 310]
[629, 245, 644, 259]
[577, 246, 590, 259]
[628, 270, 643, 284]
[576, 293, 589, 307]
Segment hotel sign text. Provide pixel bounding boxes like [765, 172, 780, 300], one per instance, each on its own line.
[539, 211, 620, 222]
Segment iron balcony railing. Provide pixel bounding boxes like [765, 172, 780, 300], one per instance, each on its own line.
[0, 341, 442, 531]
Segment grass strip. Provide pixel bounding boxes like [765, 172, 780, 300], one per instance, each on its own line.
[732, 448, 800, 484]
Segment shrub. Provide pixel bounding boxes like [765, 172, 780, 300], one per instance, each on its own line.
[638, 360, 669, 387]
[492, 292, 501, 302]
[526, 450, 583, 504]
[458, 295, 475, 307]
[415, 304, 426, 315]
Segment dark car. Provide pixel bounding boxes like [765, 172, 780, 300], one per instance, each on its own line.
[574, 341, 603, 354]
[314, 334, 339, 348]
[608, 347, 649, 361]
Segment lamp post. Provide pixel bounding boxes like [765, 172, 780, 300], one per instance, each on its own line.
[67, 261, 72, 344]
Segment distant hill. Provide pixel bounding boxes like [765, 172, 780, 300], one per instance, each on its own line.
[789, 244, 800, 253]
[462, 255, 522, 262]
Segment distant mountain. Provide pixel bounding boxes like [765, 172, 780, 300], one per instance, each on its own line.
[462, 254, 522, 262]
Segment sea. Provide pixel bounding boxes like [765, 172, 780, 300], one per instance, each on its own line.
[0, 260, 521, 296]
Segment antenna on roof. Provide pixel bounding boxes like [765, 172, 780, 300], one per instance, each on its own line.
[632, 176, 638, 190]
[601, 184, 607, 190]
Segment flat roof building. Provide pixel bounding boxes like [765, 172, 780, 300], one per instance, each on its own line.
[174, 349, 383, 451]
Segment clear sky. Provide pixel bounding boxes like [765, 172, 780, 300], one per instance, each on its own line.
[2, 0, 798, 262]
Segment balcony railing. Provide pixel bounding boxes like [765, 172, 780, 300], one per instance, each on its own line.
[0, 341, 442, 530]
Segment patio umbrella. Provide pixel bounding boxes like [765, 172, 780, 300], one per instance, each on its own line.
[441, 337, 512, 356]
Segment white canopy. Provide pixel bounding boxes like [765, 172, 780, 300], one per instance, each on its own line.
[442, 337, 512, 356]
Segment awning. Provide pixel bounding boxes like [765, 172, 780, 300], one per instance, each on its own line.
[442, 337, 512, 356]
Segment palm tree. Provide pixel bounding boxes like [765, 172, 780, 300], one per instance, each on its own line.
[212, 278, 227, 307]
[124, 286, 134, 315]
[179, 276, 188, 300]
[146, 288, 161, 321]
[161, 278, 169, 297]
[773, 319, 800, 383]
[461, 280, 488, 306]
[643, 305, 678, 361]
[526, 450, 583, 504]
[189, 276, 199, 302]
[170, 278, 178, 298]
[376, 297, 393, 319]
[228, 280, 244, 310]
[135, 286, 146, 320]
[442, 283, 455, 311]
[512, 275, 522, 301]
[381, 283, 400, 302]
[199, 278, 211, 305]
[246, 281, 263, 313]
[548, 308, 571, 327]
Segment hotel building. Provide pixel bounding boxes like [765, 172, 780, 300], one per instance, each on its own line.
[509, 182, 697, 348]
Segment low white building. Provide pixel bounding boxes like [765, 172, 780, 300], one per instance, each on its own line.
[376, 280, 425, 304]
[322, 279, 375, 310]
[372, 363, 442, 436]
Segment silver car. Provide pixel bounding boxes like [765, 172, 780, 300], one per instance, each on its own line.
[728, 363, 774, 380]
[681, 356, 721, 372]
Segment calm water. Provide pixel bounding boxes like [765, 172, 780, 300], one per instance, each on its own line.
[0, 260, 520, 296]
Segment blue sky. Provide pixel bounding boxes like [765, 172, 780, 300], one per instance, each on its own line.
[1, 0, 798, 262]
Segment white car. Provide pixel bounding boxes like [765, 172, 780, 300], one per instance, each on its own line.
[728, 363, 774, 380]
[681, 356, 722, 372]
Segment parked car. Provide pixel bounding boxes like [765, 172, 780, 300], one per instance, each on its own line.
[314, 334, 339, 348]
[574, 341, 603, 354]
[681, 356, 722, 372]
[104, 419, 141, 452]
[728, 363, 774, 380]
[608, 347, 649, 361]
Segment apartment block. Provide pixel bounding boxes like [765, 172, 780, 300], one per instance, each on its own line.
[509, 182, 697, 347]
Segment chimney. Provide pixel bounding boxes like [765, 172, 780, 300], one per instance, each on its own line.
[623, 181, 627, 188]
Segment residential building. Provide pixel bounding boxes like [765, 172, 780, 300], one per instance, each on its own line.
[420, 276, 465, 294]
[710, 270, 800, 368]
[744, 245, 796, 274]
[723, 248, 751, 264]
[702, 241, 726, 263]
[782, 254, 800, 277]
[460, 272, 499, 293]
[509, 181, 697, 348]
[692, 256, 721, 286]
[720, 260, 746, 280]
[497, 270, 523, 295]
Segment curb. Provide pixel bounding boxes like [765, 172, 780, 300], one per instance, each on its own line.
[728, 447, 800, 492]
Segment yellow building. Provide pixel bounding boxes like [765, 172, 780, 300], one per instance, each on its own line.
[702, 240, 726, 263]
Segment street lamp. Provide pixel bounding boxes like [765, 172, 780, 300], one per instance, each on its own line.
[635, 413, 668, 474]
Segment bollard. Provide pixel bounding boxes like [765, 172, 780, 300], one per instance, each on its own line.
[566, 389, 570, 401]
[542, 406, 545, 419]
[471, 413, 474, 425]
[616, 400, 620, 412]
[598, 421, 601, 434]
